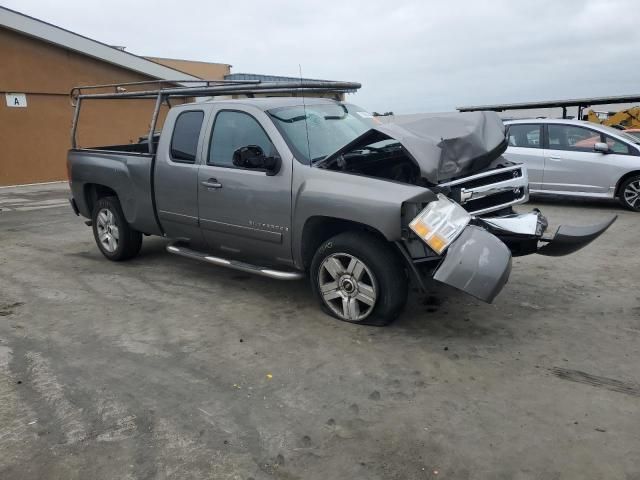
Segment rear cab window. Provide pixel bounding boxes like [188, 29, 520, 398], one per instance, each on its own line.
[170, 111, 205, 163]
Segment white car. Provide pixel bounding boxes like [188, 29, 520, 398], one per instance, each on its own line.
[503, 118, 640, 211]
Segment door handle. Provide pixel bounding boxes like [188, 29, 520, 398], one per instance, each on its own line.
[547, 157, 562, 161]
[201, 179, 222, 189]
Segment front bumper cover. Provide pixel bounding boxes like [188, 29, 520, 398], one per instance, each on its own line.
[478, 210, 617, 257]
[537, 216, 617, 256]
[431, 211, 616, 302]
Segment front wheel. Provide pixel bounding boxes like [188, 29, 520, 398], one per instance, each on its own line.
[310, 231, 408, 326]
[619, 175, 640, 211]
[92, 196, 142, 261]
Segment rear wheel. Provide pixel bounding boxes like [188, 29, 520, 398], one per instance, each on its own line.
[619, 175, 640, 211]
[92, 196, 142, 261]
[310, 231, 408, 326]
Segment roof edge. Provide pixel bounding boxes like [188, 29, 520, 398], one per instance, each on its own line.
[145, 56, 232, 68]
[0, 6, 201, 82]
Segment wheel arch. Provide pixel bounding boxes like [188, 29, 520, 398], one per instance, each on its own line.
[84, 183, 118, 215]
[615, 170, 640, 197]
[299, 216, 389, 270]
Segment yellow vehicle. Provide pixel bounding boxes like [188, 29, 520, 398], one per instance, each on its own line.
[586, 107, 640, 129]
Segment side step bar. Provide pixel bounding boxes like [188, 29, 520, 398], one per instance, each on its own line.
[166, 242, 304, 280]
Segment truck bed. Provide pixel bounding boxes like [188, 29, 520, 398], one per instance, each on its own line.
[67, 148, 162, 236]
[88, 132, 160, 154]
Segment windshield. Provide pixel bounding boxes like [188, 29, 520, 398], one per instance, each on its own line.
[593, 123, 640, 144]
[268, 103, 379, 163]
[624, 130, 640, 141]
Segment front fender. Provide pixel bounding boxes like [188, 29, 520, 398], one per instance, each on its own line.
[292, 168, 436, 267]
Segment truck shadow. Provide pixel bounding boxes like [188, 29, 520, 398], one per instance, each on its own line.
[134, 238, 517, 342]
[391, 286, 510, 340]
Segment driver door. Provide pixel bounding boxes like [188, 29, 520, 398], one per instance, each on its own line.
[197, 106, 293, 266]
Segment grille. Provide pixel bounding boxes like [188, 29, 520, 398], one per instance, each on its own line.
[440, 165, 529, 215]
[459, 168, 523, 189]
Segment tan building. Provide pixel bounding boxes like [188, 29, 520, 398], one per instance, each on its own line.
[145, 57, 231, 81]
[0, 7, 230, 186]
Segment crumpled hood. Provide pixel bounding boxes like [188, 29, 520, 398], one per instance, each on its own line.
[319, 111, 508, 184]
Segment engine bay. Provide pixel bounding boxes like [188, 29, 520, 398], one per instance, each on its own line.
[320, 141, 426, 186]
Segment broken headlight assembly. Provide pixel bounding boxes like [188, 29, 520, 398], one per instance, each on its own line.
[409, 194, 471, 255]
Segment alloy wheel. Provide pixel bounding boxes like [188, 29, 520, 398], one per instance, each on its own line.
[96, 208, 119, 253]
[318, 253, 377, 322]
[623, 180, 640, 209]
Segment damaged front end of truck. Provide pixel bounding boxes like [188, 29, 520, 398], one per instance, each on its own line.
[400, 193, 615, 303]
[316, 110, 616, 302]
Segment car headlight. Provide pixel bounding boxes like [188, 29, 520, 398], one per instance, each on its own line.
[409, 193, 471, 255]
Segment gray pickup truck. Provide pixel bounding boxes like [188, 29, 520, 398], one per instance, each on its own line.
[67, 80, 615, 325]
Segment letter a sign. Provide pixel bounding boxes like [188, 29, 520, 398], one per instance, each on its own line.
[5, 93, 27, 108]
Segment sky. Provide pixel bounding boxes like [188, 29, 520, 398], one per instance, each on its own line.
[4, 0, 640, 114]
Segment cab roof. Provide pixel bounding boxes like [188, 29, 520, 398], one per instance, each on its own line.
[197, 96, 342, 111]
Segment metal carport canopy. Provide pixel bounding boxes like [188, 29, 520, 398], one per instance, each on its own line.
[457, 93, 640, 112]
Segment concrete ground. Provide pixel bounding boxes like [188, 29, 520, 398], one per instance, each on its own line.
[0, 183, 638, 480]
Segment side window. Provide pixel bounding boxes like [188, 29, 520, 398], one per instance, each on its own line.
[547, 125, 601, 152]
[209, 111, 275, 167]
[507, 124, 541, 148]
[170, 111, 204, 163]
[604, 135, 631, 154]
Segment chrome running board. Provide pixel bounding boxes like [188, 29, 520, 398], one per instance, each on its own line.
[166, 242, 304, 280]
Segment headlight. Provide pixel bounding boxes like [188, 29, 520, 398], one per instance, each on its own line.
[409, 194, 471, 254]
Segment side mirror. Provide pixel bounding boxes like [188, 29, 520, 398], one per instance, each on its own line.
[594, 142, 610, 153]
[232, 145, 281, 175]
[262, 154, 281, 176]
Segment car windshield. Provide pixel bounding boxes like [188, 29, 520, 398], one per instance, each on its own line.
[625, 131, 640, 141]
[592, 123, 640, 144]
[268, 103, 380, 163]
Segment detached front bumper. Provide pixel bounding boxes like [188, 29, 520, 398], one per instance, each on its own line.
[428, 210, 616, 303]
[477, 210, 617, 257]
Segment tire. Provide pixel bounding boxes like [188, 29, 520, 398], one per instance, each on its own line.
[92, 196, 142, 261]
[310, 231, 408, 326]
[618, 175, 640, 211]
